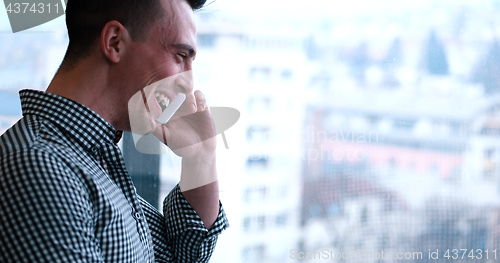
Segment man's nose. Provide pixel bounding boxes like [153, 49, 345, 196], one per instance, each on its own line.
[174, 70, 194, 94]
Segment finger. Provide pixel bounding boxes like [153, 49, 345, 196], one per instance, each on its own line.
[157, 90, 194, 124]
[183, 92, 198, 114]
[194, 90, 206, 111]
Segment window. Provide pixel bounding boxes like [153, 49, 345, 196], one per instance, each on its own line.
[327, 203, 342, 217]
[247, 96, 272, 113]
[246, 156, 270, 169]
[484, 148, 497, 178]
[450, 121, 464, 136]
[3, 2, 500, 263]
[197, 34, 216, 48]
[275, 213, 288, 226]
[249, 67, 271, 82]
[246, 126, 270, 143]
[242, 244, 266, 262]
[257, 215, 266, 231]
[393, 118, 416, 131]
[360, 206, 368, 224]
[430, 163, 440, 175]
[367, 115, 381, 128]
[281, 69, 293, 80]
[243, 217, 251, 231]
[244, 186, 268, 203]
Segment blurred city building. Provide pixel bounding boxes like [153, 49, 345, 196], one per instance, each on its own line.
[298, 3, 500, 262]
[2, 1, 500, 263]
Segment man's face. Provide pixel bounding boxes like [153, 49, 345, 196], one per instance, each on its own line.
[120, 0, 197, 132]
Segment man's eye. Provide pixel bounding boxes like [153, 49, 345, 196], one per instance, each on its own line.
[177, 53, 187, 60]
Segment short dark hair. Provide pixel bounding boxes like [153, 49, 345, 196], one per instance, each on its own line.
[62, 0, 207, 69]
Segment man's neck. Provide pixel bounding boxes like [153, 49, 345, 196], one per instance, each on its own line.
[46, 59, 123, 130]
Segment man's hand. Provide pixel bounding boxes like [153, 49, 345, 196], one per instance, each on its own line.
[153, 89, 219, 229]
[127, 71, 220, 229]
[152, 90, 216, 158]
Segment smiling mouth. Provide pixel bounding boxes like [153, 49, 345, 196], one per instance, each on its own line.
[155, 92, 170, 112]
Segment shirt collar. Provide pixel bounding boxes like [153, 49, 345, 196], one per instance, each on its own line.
[19, 89, 123, 150]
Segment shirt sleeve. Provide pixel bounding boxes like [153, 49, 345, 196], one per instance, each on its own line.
[0, 149, 104, 263]
[139, 196, 175, 263]
[161, 184, 229, 263]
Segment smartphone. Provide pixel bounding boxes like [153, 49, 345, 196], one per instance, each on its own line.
[156, 93, 186, 124]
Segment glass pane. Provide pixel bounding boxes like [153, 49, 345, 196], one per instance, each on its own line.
[2, 1, 500, 263]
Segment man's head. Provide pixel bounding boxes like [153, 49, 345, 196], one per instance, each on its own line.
[59, 0, 206, 131]
[62, 0, 206, 68]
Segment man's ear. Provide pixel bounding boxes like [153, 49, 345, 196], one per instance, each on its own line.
[100, 21, 129, 64]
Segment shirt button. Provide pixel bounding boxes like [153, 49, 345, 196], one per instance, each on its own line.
[90, 146, 98, 154]
[133, 211, 142, 220]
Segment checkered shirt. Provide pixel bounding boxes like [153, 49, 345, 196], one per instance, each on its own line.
[0, 89, 229, 263]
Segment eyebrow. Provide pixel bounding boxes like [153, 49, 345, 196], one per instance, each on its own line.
[171, 44, 196, 58]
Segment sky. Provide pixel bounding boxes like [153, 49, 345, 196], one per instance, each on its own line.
[1, 0, 493, 33]
[203, 0, 488, 23]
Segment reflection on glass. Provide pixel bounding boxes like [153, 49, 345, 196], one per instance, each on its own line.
[2, 1, 500, 262]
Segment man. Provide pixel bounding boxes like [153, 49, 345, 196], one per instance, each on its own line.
[0, 0, 228, 262]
